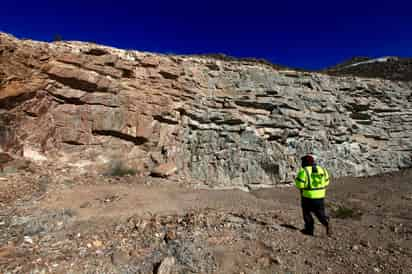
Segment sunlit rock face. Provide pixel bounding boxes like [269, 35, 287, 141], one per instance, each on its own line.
[1, 32, 411, 187]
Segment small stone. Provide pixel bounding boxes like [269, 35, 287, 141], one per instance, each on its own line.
[93, 240, 103, 248]
[352, 245, 360, 251]
[23, 236, 33, 244]
[155, 232, 166, 239]
[304, 259, 313, 266]
[401, 194, 412, 200]
[360, 240, 371, 247]
[258, 256, 271, 267]
[374, 267, 381, 273]
[80, 202, 92, 208]
[96, 249, 104, 255]
[157, 256, 177, 274]
[165, 230, 176, 242]
[271, 223, 285, 232]
[273, 256, 282, 265]
[226, 215, 245, 224]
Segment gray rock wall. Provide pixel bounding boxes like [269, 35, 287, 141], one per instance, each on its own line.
[176, 60, 412, 186]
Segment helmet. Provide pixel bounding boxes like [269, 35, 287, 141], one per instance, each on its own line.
[301, 155, 315, 166]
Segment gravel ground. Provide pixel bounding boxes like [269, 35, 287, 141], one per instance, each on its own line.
[1, 168, 412, 273]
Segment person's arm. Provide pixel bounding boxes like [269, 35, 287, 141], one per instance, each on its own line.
[295, 168, 306, 189]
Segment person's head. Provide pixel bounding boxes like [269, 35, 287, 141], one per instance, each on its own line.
[301, 155, 315, 167]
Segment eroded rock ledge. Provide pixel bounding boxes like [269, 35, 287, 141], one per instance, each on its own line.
[1, 32, 411, 187]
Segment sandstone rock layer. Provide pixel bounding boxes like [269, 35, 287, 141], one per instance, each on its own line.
[1, 33, 411, 187]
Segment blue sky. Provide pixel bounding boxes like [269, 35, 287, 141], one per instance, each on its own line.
[1, 0, 411, 69]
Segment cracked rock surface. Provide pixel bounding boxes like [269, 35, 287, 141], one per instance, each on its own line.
[1, 32, 412, 187]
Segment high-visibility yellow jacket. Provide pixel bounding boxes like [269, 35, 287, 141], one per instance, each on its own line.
[295, 165, 330, 199]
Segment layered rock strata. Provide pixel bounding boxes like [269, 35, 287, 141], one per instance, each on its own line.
[1, 33, 411, 187]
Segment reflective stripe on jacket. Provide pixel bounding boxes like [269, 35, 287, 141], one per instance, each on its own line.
[295, 165, 330, 199]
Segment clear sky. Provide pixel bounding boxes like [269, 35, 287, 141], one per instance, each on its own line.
[1, 0, 411, 69]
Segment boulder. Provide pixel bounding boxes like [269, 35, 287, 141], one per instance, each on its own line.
[151, 163, 178, 178]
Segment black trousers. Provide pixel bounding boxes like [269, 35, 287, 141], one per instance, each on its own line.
[301, 197, 329, 233]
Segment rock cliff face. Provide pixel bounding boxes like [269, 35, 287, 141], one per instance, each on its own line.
[1, 33, 411, 187]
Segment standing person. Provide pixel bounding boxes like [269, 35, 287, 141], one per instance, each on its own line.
[295, 155, 331, 236]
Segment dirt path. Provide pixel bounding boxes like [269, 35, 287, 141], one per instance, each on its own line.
[1, 169, 412, 273]
[37, 184, 279, 221]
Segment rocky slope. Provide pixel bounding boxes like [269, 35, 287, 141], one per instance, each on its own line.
[325, 56, 412, 82]
[1, 33, 412, 188]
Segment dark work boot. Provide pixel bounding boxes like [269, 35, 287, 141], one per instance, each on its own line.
[300, 228, 314, 236]
[326, 223, 332, 237]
